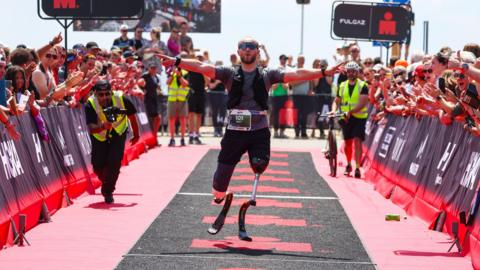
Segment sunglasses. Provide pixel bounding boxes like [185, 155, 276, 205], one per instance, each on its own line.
[423, 69, 433, 73]
[351, 50, 360, 53]
[238, 42, 258, 50]
[364, 61, 373, 65]
[97, 91, 112, 97]
[46, 54, 58, 60]
[454, 73, 466, 79]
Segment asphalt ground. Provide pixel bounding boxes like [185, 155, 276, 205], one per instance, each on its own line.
[117, 150, 375, 270]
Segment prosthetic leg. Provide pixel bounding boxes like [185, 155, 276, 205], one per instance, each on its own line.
[238, 157, 268, 241]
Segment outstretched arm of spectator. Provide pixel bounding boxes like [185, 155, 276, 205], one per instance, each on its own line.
[449, 53, 480, 82]
[284, 62, 344, 83]
[157, 54, 216, 79]
[37, 33, 63, 60]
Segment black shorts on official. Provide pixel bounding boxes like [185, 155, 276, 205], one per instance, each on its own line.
[218, 128, 271, 166]
[144, 100, 159, 118]
[188, 95, 205, 114]
[340, 117, 367, 141]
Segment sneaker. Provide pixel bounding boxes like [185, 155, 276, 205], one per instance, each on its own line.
[273, 130, 280, 138]
[168, 139, 175, 147]
[104, 194, 114, 204]
[194, 137, 203, 145]
[180, 138, 186, 146]
[189, 136, 194, 144]
[344, 164, 352, 176]
[354, 168, 361, 178]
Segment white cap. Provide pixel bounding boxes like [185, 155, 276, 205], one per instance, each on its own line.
[120, 24, 128, 31]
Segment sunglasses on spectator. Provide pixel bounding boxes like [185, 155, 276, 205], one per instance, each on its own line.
[364, 61, 373, 65]
[97, 91, 112, 97]
[351, 50, 359, 53]
[238, 42, 258, 50]
[46, 54, 58, 60]
[423, 69, 433, 73]
[454, 73, 466, 79]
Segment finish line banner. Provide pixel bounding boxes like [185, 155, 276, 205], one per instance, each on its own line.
[363, 112, 480, 268]
[0, 96, 154, 249]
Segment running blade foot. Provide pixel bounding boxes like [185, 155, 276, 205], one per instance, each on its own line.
[207, 193, 233, 235]
[238, 230, 252, 242]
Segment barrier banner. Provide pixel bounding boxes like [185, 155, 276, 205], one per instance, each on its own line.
[16, 111, 65, 215]
[364, 114, 480, 264]
[41, 107, 91, 200]
[0, 116, 43, 234]
[0, 96, 154, 249]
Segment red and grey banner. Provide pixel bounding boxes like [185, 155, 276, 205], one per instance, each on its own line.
[363, 112, 480, 269]
[0, 96, 154, 248]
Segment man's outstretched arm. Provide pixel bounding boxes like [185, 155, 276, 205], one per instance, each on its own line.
[284, 62, 344, 83]
[157, 54, 216, 78]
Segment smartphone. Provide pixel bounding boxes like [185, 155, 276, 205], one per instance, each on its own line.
[5, 80, 12, 90]
[438, 77, 446, 93]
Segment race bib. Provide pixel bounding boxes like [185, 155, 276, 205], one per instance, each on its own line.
[227, 109, 252, 131]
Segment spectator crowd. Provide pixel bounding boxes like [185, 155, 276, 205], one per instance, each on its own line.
[1, 22, 480, 148]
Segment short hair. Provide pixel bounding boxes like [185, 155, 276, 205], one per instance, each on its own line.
[9, 48, 33, 66]
[463, 43, 480, 58]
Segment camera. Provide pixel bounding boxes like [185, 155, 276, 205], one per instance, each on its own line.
[103, 106, 127, 123]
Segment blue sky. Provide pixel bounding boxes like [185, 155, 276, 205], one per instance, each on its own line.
[1, 0, 479, 67]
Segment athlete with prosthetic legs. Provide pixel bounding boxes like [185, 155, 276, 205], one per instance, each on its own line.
[158, 37, 343, 239]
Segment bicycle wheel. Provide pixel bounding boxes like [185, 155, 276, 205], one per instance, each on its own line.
[328, 130, 338, 177]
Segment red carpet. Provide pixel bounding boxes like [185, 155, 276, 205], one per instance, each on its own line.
[310, 147, 473, 270]
[0, 146, 209, 270]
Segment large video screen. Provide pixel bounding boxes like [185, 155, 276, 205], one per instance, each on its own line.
[73, 0, 221, 33]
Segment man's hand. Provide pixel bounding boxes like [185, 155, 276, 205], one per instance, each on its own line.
[324, 61, 346, 76]
[448, 51, 462, 69]
[25, 62, 37, 77]
[130, 135, 140, 146]
[51, 33, 63, 46]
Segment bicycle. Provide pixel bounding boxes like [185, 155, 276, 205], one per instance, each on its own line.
[320, 113, 344, 177]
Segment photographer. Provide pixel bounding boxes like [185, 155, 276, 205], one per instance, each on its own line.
[85, 80, 140, 204]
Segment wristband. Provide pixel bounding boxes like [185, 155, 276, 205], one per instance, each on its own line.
[49, 41, 55, 47]
[462, 63, 469, 72]
[174, 56, 182, 67]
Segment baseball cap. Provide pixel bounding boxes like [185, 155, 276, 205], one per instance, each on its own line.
[94, 80, 111, 91]
[123, 50, 134, 58]
[120, 24, 129, 31]
[395, 59, 409, 68]
[86, 41, 99, 50]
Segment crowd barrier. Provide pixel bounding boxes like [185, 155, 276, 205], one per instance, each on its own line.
[363, 111, 480, 269]
[0, 96, 155, 249]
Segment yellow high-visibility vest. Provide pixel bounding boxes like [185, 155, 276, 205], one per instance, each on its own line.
[168, 72, 190, 102]
[88, 91, 128, 142]
[339, 79, 368, 119]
